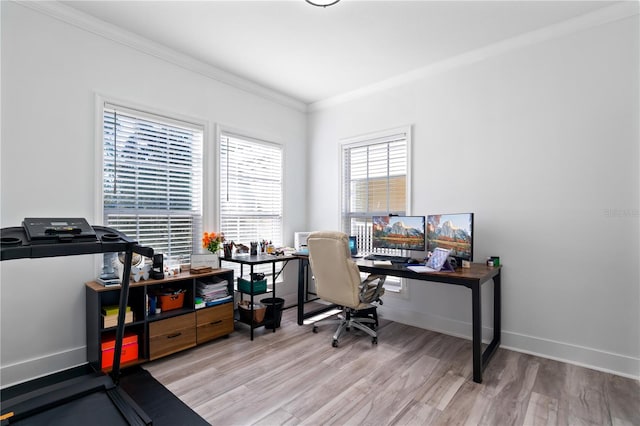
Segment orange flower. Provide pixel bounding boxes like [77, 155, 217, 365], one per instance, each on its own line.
[202, 231, 225, 253]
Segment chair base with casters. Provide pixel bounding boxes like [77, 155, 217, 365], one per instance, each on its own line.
[306, 231, 386, 348]
[312, 305, 380, 347]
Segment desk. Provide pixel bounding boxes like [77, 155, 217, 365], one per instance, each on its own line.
[297, 258, 501, 383]
[221, 254, 296, 340]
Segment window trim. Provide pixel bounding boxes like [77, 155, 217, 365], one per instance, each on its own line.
[216, 125, 285, 278]
[94, 94, 210, 267]
[339, 125, 412, 294]
[215, 125, 286, 240]
[339, 126, 413, 221]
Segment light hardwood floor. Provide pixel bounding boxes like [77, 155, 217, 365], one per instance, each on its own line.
[144, 306, 640, 425]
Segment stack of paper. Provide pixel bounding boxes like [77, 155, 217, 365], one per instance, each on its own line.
[196, 279, 231, 306]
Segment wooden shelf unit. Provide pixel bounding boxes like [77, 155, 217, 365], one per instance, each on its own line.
[86, 268, 234, 372]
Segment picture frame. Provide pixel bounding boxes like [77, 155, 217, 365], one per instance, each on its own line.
[191, 253, 220, 270]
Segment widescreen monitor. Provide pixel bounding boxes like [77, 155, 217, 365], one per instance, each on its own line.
[372, 215, 426, 251]
[426, 213, 474, 261]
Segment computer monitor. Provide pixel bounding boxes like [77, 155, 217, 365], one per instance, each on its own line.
[426, 213, 474, 262]
[372, 215, 426, 251]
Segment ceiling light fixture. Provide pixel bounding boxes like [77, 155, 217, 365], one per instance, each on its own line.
[306, 0, 341, 7]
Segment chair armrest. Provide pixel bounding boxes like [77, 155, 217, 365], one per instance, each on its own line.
[360, 274, 386, 303]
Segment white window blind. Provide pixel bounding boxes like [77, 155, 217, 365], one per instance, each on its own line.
[220, 132, 283, 277]
[342, 131, 409, 291]
[103, 103, 203, 262]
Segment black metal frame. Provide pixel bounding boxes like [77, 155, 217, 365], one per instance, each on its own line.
[1, 223, 154, 424]
[221, 254, 294, 340]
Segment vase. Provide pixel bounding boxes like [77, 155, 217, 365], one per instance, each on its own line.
[209, 252, 220, 269]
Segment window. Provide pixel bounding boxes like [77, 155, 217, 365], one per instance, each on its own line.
[342, 128, 410, 291]
[102, 103, 204, 262]
[220, 132, 283, 276]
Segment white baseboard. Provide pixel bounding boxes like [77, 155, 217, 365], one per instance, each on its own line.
[380, 306, 640, 380]
[4, 306, 637, 387]
[500, 331, 640, 381]
[0, 346, 87, 389]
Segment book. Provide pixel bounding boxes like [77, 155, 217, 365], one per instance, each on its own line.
[205, 295, 233, 307]
[102, 311, 134, 328]
[102, 305, 132, 316]
[190, 266, 213, 274]
[96, 277, 121, 287]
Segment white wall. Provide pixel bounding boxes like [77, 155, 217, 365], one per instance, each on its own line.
[0, 2, 306, 386]
[308, 11, 639, 378]
[1, 1, 637, 387]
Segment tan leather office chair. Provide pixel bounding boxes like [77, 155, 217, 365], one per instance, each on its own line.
[307, 231, 386, 347]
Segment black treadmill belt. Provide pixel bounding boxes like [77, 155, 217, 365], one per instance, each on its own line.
[1, 375, 150, 426]
[9, 391, 128, 426]
[1, 373, 107, 408]
[2, 367, 209, 426]
[118, 368, 209, 426]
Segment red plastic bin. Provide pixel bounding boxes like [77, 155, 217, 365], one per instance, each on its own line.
[101, 332, 138, 369]
[158, 292, 185, 311]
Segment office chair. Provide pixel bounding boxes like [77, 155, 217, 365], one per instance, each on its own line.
[307, 231, 386, 347]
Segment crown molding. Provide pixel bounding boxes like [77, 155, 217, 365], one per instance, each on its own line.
[14, 1, 637, 114]
[309, 1, 639, 112]
[17, 0, 307, 113]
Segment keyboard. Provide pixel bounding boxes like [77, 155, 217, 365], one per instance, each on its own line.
[363, 254, 411, 264]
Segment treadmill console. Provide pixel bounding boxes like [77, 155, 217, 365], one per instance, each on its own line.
[1, 218, 153, 260]
[23, 218, 97, 242]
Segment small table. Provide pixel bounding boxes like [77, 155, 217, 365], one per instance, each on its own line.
[221, 253, 297, 340]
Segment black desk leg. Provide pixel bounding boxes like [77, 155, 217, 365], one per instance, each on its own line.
[271, 262, 276, 333]
[472, 270, 502, 384]
[480, 272, 502, 378]
[471, 283, 482, 383]
[297, 258, 305, 325]
[250, 264, 254, 341]
[493, 272, 501, 348]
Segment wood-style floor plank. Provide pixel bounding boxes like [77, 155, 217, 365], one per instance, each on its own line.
[144, 306, 640, 425]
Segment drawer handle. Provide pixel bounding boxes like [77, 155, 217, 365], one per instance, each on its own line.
[167, 332, 182, 339]
[209, 320, 223, 326]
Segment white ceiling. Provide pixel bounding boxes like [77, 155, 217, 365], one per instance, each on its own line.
[60, 0, 617, 105]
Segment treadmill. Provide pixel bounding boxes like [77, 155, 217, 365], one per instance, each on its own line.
[1, 218, 154, 425]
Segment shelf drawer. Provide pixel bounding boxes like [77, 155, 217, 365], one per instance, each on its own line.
[149, 312, 196, 360]
[196, 303, 234, 344]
